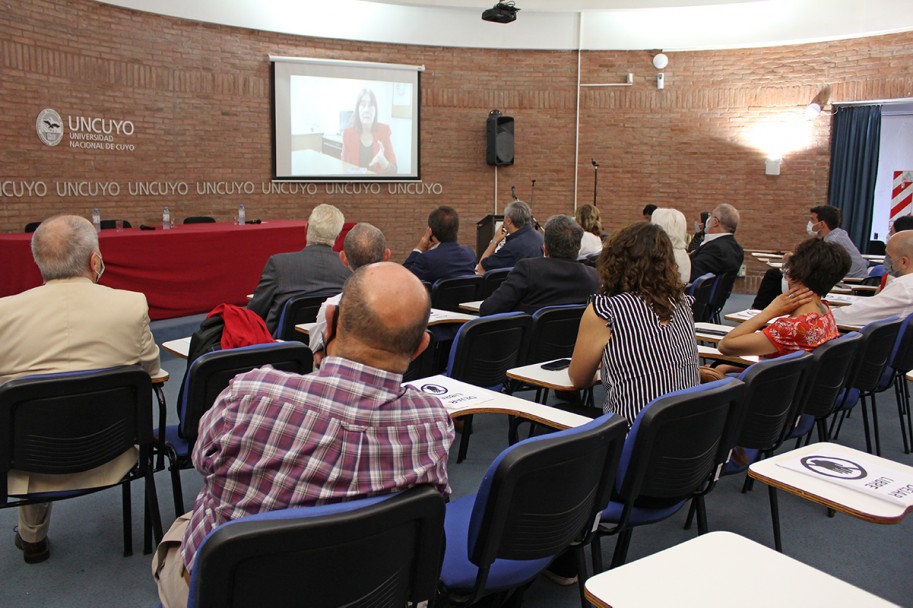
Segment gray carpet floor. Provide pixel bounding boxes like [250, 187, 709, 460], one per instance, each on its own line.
[1, 295, 911, 607]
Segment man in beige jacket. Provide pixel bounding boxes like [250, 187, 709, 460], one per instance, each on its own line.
[0, 215, 161, 563]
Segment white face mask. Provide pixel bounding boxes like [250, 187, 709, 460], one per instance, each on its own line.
[95, 257, 105, 283]
[806, 220, 818, 237]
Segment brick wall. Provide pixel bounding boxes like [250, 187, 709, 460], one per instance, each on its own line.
[2, 1, 912, 293]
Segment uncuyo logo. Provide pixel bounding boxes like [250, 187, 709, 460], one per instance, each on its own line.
[36, 108, 64, 146]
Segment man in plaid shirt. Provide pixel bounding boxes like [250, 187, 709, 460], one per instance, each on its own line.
[153, 262, 454, 607]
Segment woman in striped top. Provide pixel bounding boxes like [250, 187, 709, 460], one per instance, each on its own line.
[569, 222, 700, 425]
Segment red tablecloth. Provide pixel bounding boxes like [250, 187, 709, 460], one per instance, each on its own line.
[0, 221, 354, 320]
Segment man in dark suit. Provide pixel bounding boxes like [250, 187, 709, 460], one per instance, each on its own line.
[247, 204, 351, 333]
[689, 203, 744, 281]
[480, 215, 598, 315]
[403, 205, 477, 285]
[476, 200, 544, 274]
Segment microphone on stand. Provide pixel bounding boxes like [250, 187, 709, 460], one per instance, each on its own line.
[511, 185, 518, 201]
[530, 179, 536, 207]
[591, 160, 599, 206]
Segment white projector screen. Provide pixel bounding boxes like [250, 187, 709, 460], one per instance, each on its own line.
[271, 56, 422, 181]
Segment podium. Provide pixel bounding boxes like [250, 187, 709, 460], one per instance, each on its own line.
[475, 214, 503, 261]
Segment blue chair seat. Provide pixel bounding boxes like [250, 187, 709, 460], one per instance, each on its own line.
[441, 495, 554, 592]
[162, 424, 191, 459]
[600, 498, 686, 526]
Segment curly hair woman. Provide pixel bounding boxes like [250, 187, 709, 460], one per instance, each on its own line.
[568, 222, 700, 425]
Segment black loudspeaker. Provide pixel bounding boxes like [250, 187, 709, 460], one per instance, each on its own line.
[486, 111, 514, 166]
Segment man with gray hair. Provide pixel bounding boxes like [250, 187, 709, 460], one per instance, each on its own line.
[0, 214, 161, 564]
[480, 215, 598, 315]
[476, 200, 544, 274]
[309, 223, 390, 365]
[248, 203, 351, 333]
[689, 203, 744, 282]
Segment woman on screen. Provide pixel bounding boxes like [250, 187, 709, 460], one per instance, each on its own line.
[342, 88, 397, 174]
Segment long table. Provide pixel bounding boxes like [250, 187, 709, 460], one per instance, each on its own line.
[0, 220, 353, 321]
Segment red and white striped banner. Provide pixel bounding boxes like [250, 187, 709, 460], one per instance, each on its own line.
[891, 170, 913, 220]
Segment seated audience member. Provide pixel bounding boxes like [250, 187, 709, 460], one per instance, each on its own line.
[832, 230, 913, 326]
[651, 208, 691, 283]
[403, 205, 476, 284]
[476, 200, 544, 274]
[0, 215, 161, 564]
[575, 203, 604, 259]
[689, 203, 744, 282]
[310, 223, 390, 365]
[247, 204, 351, 333]
[718, 238, 851, 365]
[480, 215, 599, 316]
[809, 205, 868, 278]
[752, 204, 870, 309]
[642, 204, 657, 220]
[153, 262, 454, 608]
[890, 214, 913, 237]
[568, 222, 699, 426]
[687, 211, 711, 253]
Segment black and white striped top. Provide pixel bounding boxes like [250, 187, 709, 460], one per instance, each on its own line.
[593, 292, 700, 425]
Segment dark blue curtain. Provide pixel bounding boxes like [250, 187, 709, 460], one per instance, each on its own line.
[827, 104, 882, 248]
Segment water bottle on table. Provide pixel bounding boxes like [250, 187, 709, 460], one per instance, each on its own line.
[238, 203, 246, 225]
[162, 206, 171, 230]
[91, 208, 101, 232]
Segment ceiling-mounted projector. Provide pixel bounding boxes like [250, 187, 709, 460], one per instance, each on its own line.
[482, 2, 519, 24]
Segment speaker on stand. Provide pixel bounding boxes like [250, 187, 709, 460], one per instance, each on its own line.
[486, 110, 514, 166]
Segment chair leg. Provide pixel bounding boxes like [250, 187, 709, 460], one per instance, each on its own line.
[508, 416, 521, 445]
[122, 481, 133, 557]
[867, 392, 882, 456]
[170, 462, 185, 518]
[894, 376, 910, 454]
[590, 535, 604, 575]
[695, 494, 709, 535]
[609, 529, 634, 569]
[145, 470, 163, 550]
[683, 498, 696, 530]
[741, 474, 755, 493]
[573, 544, 590, 608]
[904, 377, 913, 455]
[153, 384, 168, 472]
[768, 486, 783, 552]
[858, 397, 874, 454]
[456, 415, 473, 463]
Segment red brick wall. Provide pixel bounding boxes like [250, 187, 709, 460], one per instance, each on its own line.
[2, 1, 912, 292]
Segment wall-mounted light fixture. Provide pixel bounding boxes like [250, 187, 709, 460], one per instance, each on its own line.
[806, 85, 833, 118]
[765, 157, 781, 176]
[653, 53, 668, 89]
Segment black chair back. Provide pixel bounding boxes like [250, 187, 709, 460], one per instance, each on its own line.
[798, 332, 863, 420]
[0, 366, 161, 555]
[431, 275, 482, 312]
[708, 271, 737, 323]
[888, 312, 913, 374]
[24, 221, 41, 233]
[184, 216, 216, 224]
[178, 343, 313, 442]
[274, 291, 338, 341]
[617, 378, 746, 506]
[446, 312, 531, 390]
[736, 350, 812, 450]
[99, 219, 132, 229]
[478, 267, 512, 299]
[447, 414, 628, 606]
[525, 304, 586, 364]
[688, 273, 715, 323]
[189, 486, 445, 608]
[845, 317, 903, 393]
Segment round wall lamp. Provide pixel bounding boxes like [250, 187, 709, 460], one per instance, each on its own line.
[652, 53, 668, 89]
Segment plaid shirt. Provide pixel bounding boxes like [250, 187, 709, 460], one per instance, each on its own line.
[181, 356, 454, 571]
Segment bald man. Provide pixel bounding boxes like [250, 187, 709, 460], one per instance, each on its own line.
[0, 215, 160, 564]
[153, 262, 454, 608]
[832, 230, 913, 326]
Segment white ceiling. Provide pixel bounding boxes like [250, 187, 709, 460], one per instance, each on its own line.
[97, 0, 913, 50]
